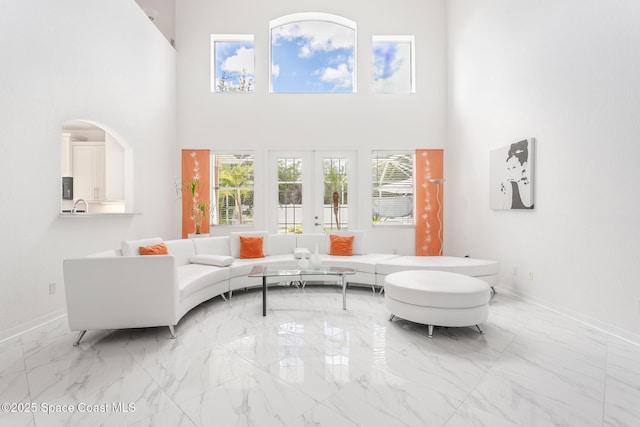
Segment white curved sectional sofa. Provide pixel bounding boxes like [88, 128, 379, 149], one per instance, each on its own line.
[63, 231, 498, 345]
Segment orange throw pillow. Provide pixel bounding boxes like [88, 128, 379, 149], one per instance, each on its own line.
[329, 235, 354, 256]
[239, 236, 265, 259]
[139, 242, 169, 255]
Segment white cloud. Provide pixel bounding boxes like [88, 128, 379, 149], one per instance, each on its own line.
[272, 63, 280, 79]
[373, 44, 412, 93]
[319, 63, 352, 88]
[221, 46, 254, 74]
[272, 21, 354, 58]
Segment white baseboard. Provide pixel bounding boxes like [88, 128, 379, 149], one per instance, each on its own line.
[497, 286, 640, 347]
[0, 309, 68, 345]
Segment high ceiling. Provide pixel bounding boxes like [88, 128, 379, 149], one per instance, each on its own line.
[134, 0, 175, 46]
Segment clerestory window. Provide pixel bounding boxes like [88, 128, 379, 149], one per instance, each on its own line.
[372, 35, 415, 93]
[211, 34, 255, 93]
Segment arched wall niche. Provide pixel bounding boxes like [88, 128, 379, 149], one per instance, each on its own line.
[60, 119, 133, 214]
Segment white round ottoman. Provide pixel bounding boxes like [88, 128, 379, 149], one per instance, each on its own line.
[384, 270, 491, 338]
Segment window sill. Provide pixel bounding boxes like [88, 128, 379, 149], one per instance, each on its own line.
[372, 223, 415, 228]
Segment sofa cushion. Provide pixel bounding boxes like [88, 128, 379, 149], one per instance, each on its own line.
[121, 237, 163, 256]
[269, 234, 297, 255]
[375, 256, 499, 277]
[320, 253, 399, 274]
[164, 239, 196, 266]
[229, 258, 267, 278]
[177, 264, 230, 300]
[240, 236, 265, 259]
[193, 236, 231, 256]
[139, 243, 169, 255]
[228, 254, 295, 278]
[230, 231, 270, 258]
[324, 230, 365, 255]
[190, 255, 234, 267]
[295, 234, 326, 254]
[329, 235, 354, 256]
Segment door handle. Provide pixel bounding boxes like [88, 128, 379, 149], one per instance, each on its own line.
[314, 223, 321, 226]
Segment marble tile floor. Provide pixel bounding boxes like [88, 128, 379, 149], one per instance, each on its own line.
[1, 285, 639, 427]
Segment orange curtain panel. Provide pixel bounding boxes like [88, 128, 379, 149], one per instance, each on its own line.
[182, 150, 211, 238]
[415, 149, 444, 256]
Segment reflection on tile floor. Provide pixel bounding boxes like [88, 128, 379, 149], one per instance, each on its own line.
[1, 285, 639, 426]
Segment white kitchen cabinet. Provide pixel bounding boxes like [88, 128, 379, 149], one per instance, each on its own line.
[72, 143, 105, 201]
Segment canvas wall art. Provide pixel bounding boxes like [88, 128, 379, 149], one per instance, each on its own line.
[490, 138, 535, 210]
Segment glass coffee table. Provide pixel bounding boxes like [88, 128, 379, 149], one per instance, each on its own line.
[248, 265, 356, 316]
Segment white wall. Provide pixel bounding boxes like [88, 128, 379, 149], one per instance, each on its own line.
[0, 0, 177, 338]
[447, 0, 640, 340]
[175, 0, 447, 254]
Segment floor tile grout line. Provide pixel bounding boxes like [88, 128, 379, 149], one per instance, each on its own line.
[600, 336, 611, 427]
[6, 288, 640, 426]
[441, 310, 525, 427]
[16, 336, 38, 427]
[123, 336, 200, 427]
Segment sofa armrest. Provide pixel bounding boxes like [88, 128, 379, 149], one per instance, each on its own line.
[63, 255, 179, 331]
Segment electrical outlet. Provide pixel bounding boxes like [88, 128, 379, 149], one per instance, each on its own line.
[49, 282, 56, 295]
[528, 272, 534, 281]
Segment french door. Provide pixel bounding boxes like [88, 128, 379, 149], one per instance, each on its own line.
[268, 151, 357, 234]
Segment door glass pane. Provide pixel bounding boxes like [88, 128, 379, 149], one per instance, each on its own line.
[277, 158, 303, 234]
[323, 158, 348, 230]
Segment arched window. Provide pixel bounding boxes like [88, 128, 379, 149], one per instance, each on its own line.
[270, 13, 357, 93]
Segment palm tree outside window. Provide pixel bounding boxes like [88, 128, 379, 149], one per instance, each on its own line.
[210, 153, 254, 225]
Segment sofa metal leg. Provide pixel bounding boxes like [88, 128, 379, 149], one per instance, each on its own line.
[389, 314, 395, 322]
[220, 292, 228, 302]
[168, 325, 176, 339]
[475, 324, 485, 335]
[427, 325, 434, 338]
[72, 330, 87, 347]
[379, 287, 385, 295]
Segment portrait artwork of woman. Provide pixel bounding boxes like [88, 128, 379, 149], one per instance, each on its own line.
[490, 138, 535, 210]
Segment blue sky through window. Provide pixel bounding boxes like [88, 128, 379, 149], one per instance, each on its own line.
[372, 38, 413, 93]
[271, 21, 355, 93]
[213, 37, 254, 92]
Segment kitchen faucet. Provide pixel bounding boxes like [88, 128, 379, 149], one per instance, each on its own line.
[72, 198, 88, 213]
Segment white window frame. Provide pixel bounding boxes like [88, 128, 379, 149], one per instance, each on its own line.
[210, 152, 255, 227]
[371, 150, 415, 226]
[210, 34, 255, 93]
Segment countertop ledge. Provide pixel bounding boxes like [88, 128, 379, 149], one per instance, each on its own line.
[58, 213, 141, 217]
